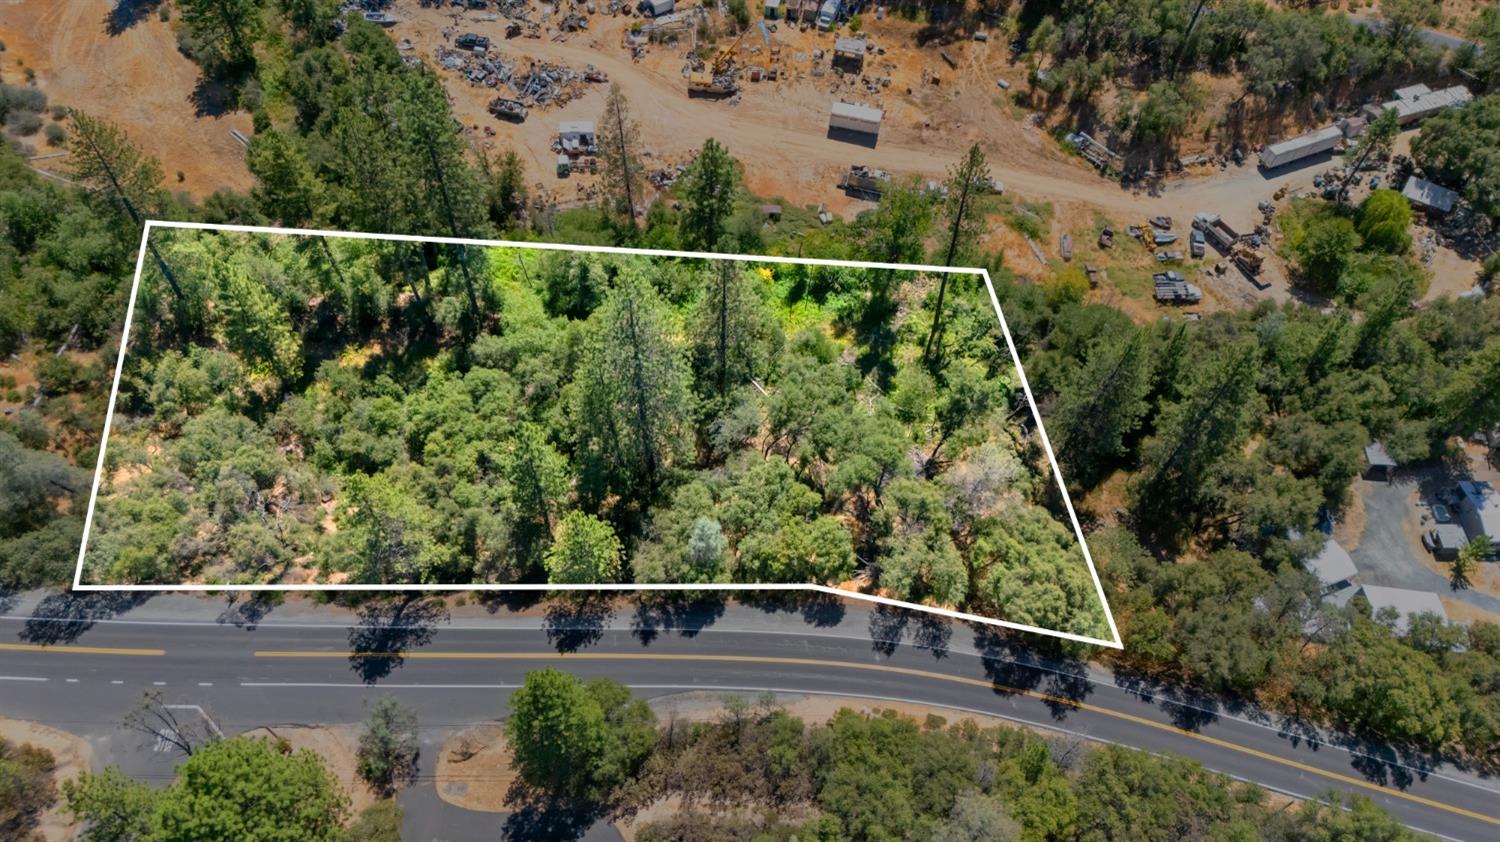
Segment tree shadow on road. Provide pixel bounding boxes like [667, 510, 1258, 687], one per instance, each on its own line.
[1110, 669, 1222, 731]
[867, 605, 953, 660]
[216, 592, 281, 630]
[543, 594, 615, 653]
[19, 591, 153, 645]
[346, 596, 450, 684]
[500, 802, 602, 841]
[629, 592, 726, 646]
[742, 591, 847, 628]
[973, 626, 1094, 720]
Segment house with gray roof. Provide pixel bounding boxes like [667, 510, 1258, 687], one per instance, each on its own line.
[1359, 585, 1448, 636]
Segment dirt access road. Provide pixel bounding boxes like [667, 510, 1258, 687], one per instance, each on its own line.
[0, 0, 254, 198]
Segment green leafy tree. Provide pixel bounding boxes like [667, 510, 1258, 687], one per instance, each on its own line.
[677, 139, 739, 251]
[544, 511, 623, 584]
[506, 671, 654, 801]
[1356, 188, 1413, 254]
[1289, 214, 1360, 295]
[1412, 94, 1500, 219]
[1436, 340, 1500, 436]
[357, 697, 419, 796]
[63, 768, 155, 842]
[68, 737, 348, 842]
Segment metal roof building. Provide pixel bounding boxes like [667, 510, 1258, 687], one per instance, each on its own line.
[1401, 176, 1459, 214]
[1359, 585, 1448, 636]
[1363, 83, 1473, 125]
[1304, 537, 1358, 592]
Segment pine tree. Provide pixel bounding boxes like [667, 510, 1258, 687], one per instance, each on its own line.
[574, 272, 693, 497]
[598, 83, 644, 231]
[65, 111, 183, 299]
[1130, 342, 1263, 537]
[692, 249, 777, 400]
[925, 144, 990, 365]
[678, 139, 739, 250]
[178, 0, 264, 70]
[1050, 327, 1155, 487]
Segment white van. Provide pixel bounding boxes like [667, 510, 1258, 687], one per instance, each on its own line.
[816, 0, 840, 30]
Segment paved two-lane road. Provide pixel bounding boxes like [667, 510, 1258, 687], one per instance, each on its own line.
[2, 591, 1498, 840]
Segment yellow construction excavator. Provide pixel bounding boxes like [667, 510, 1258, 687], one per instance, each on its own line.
[688, 27, 750, 97]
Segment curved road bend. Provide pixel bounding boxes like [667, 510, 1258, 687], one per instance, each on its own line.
[2, 592, 1498, 841]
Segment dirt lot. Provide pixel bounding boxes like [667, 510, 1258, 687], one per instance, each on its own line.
[434, 722, 516, 812]
[0, 717, 93, 842]
[0, 0, 254, 197]
[395, 2, 1165, 220]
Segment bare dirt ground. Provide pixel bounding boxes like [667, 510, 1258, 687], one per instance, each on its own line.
[0, 0, 253, 197]
[434, 722, 516, 812]
[239, 724, 377, 814]
[0, 717, 93, 842]
[396, 2, 1166, 221]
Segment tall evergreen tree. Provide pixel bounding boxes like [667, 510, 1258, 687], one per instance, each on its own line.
[691, 250, 777, 400]
[65, 111, 183, 299]
[677, 139, 739, 251]
[1130, 342, 1263, 536]
[925, 144, 990, 364]
[574, 272, 693, 497]
[178, 0, 264, 70]
[598, 83, 645, 231]
[1049, 327, 1155, 487]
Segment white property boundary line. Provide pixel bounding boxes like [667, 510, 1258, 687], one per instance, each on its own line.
[72, 220, 1123, 650]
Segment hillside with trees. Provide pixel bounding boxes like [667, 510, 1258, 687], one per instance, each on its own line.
[80, 226, 1108, 638]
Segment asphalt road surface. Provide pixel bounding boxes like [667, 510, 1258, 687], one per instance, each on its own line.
[2, 590, 1499, 841]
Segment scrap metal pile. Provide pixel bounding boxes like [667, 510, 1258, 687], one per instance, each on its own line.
[436, 47, 605, 109]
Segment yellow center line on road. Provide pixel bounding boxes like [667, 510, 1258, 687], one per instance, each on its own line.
[255, 649, 1500, 827]
[1, 642, 165, 656]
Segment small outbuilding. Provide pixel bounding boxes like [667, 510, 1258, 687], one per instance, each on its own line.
[1401, 176, 1459, 215]
[1363, 440, 1397, 481]
[832, 37, 866, 73]
[763, 0, 783, 18]
[558, 121, 597, 155]
[637, 0, 674, 16]
[828, 101, 883, 144]
[1423, 523, 1469, 561]
[761, 204, 783, 222]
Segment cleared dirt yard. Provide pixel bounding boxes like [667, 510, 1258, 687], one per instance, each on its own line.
[0, 0, 254, 197]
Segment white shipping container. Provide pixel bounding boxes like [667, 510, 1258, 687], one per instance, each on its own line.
[829, 101, 883, 137]
[1259, 125, 1343, 170]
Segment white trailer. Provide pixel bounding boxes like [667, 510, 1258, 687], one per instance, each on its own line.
[1258, 125, 1342, 170]
[829, 101, 883, 140]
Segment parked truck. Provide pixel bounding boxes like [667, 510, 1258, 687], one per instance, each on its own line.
[1192, 213, 1242, 254]
[839, 165, 890, 199]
